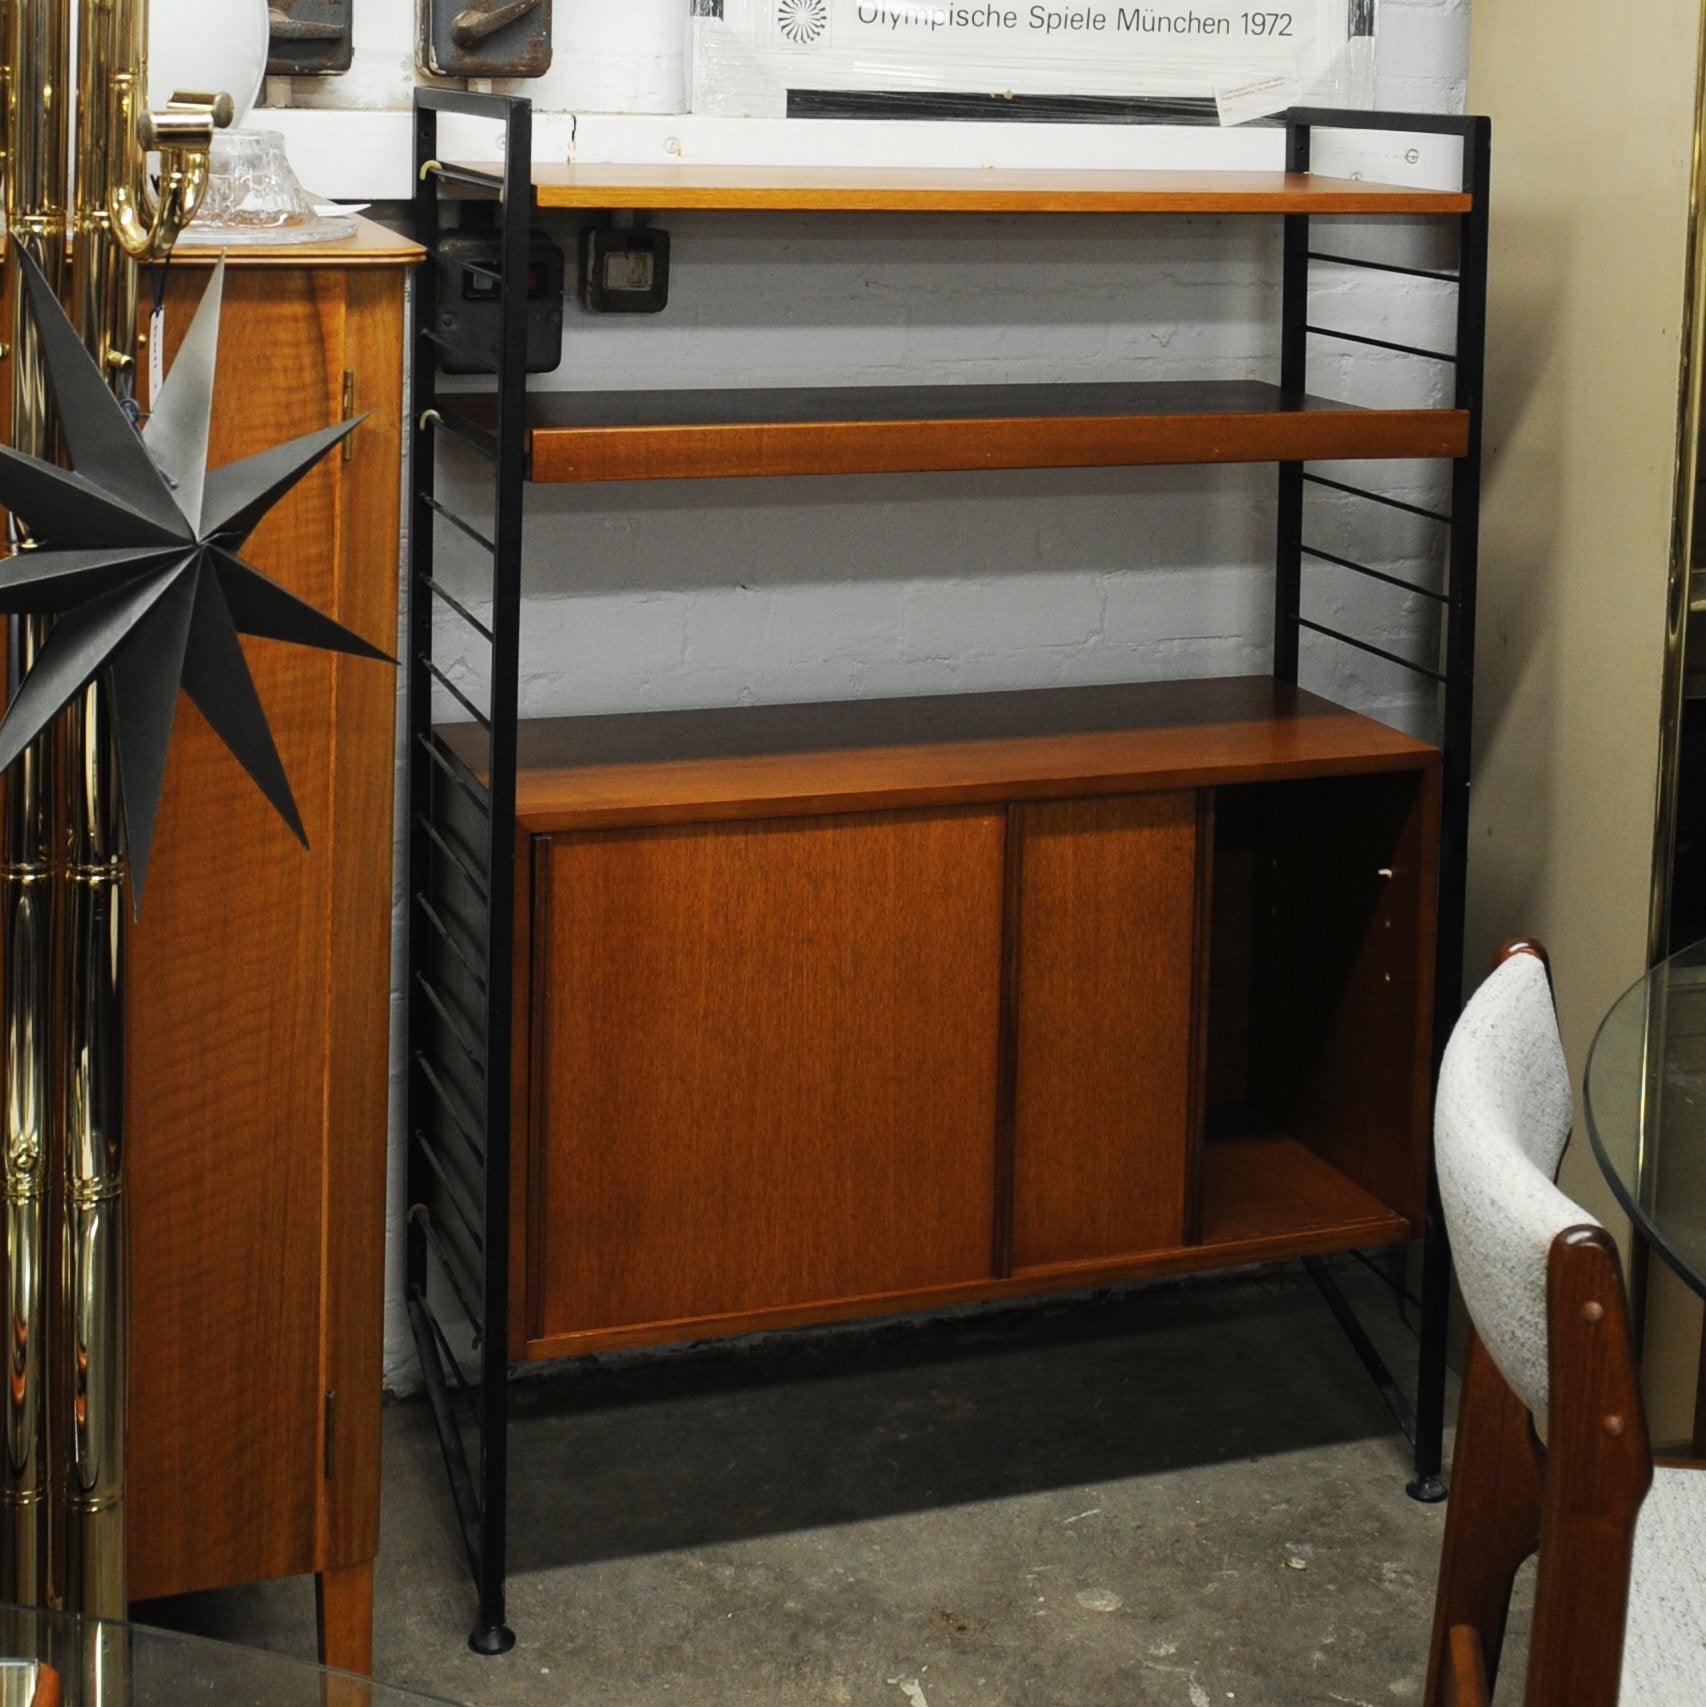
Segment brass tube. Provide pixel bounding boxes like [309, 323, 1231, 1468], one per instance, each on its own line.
[0, 638, 53, 1609]
[55, 0, 137, 1624]
[1, 0, 70, 1615]
[58, 684, 125, 1620]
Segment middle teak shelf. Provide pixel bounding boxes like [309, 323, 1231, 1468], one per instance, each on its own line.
[433, 379, 1472, 484]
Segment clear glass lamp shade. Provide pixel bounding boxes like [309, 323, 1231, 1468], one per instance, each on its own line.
[148, 0, 270, 126]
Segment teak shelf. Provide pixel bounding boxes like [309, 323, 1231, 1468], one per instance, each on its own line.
[406, 96, 1490, 1650]
[440, 381, 1471, 485]
[439, 675, 1437, 826]
[520, 161, 1472, 216]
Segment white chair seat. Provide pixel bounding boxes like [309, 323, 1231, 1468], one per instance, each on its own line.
[1622, 1464, 1706, 1700]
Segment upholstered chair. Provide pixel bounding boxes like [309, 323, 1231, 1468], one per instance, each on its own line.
[1424, 939, 1706, 1705]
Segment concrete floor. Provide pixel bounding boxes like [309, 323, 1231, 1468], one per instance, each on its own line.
[137, 1259, 1527, 1707]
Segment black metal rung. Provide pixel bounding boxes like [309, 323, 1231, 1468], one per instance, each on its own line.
[424, 500, 499, 567]
[1301, 545, 1449, 605]
[422, 574, 497, 642]
[1306, 250, 1460, 285]
[419, 1288, 484, 1412]
[418, 815, 490, 907]
[415, 893, 490, 997]
[422, 407, 500, 464]
[431, 252, 503, 283]
[423, 161, 504, 193]
[1303, 473, 1453, 526]
[420, 740, 495, 833]
[1297, 617, 1449, 683]
[420, 730, 494, 819]
[1304, 1257, 1418, 1447]
[417, 967, 488, 1074]
[419, 330, 505, 379]
[1306, 323, 1457, 363]
[416, 1217, 486, 1338]
[422, 657, 492, 733]
[416, 1132, 488, 1259]
[416, 1052, 490, 1164]
[420, 1195, 486, 1315]
[407, 1290, 487, 1580]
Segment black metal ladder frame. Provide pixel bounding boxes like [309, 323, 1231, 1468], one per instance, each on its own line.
[1277, 106, 1490, 1501]
[403, 94, 1490, 1647]
[406, 87, 532, 1656]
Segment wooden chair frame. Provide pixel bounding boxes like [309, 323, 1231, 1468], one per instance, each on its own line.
[1423, 942, 1703, 1705]
[1426, 1225, 1657, 1704]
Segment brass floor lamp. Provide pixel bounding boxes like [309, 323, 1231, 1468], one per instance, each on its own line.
[0, 0, 230, 1618]
[0, 0, 383, 1625]
[0, 0, 224, 1618]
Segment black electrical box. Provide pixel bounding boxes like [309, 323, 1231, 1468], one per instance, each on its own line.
[581, 226, 671, 314]
[433, 233, 565, 375]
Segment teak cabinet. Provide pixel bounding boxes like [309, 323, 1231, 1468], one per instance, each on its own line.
[405, 95, 1489, 1646]
[126, 220, 416, 1670]
[442, 679, 1438, 1363]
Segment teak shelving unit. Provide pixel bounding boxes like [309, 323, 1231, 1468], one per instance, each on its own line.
[406, 93, 1489, 1652]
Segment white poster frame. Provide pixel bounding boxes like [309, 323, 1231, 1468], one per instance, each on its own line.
[691, 0, 1374, 123]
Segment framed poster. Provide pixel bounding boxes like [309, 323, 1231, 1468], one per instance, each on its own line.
[691, 0, 1374, 121]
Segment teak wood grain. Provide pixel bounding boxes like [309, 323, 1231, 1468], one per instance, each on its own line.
[518, 163, 1472, 216]
[499, 679, 1434, 1361]
[122, 240, 407, 1659]
[1008, 794, 1201, 1270]
[516, 1126, 1411, 1362]
[316, 267, 406, 1632]
[529, 809, 1006, 1343]
[438, 677, 1437, 834]
[440, 382, 1469, 484]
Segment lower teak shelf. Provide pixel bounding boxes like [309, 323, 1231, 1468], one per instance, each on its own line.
[433, 675, 1438, 1364]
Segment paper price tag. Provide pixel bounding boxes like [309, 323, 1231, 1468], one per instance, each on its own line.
[149, 303, 165, 406]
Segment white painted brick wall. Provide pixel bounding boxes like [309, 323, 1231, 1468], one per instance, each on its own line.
[269, 0, 1470, 1388]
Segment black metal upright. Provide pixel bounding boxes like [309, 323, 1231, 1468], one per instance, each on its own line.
[1278, 109, 1492, 1499]
[1412, 112, 1493, 1501]
[405, 87, 533, 1655]
[1272, 116, 1311, 685]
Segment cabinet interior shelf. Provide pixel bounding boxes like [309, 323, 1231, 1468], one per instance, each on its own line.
[513, 162, 1472, 217]
[439, 380, 1471, 485]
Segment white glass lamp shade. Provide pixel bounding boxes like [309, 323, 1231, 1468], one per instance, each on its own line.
[147, 0, 270, 128]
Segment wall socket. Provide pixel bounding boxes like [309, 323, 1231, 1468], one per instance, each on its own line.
[581, 227, 671, 315]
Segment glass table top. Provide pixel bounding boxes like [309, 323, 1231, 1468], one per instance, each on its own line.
[0, 1604, 465, 1707]
[1584, 935, 1706, 1298]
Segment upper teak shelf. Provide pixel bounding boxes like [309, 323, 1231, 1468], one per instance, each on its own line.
[474, 164, 1472, 217]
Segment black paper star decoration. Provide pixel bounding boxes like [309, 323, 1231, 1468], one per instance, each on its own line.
[0, 246, 392, 906]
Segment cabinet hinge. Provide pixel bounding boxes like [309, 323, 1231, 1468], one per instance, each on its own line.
[324, 1389, 338, 1479]
[341, 371, 357, 460]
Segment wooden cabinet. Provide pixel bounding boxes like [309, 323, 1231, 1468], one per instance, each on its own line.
[440, 676, 1438, 1364]
[124, 221, 416, 1669]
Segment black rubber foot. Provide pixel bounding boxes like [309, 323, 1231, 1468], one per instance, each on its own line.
[1406, 1474, 1448, 1504]
[469, 1625, 517, 1656]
